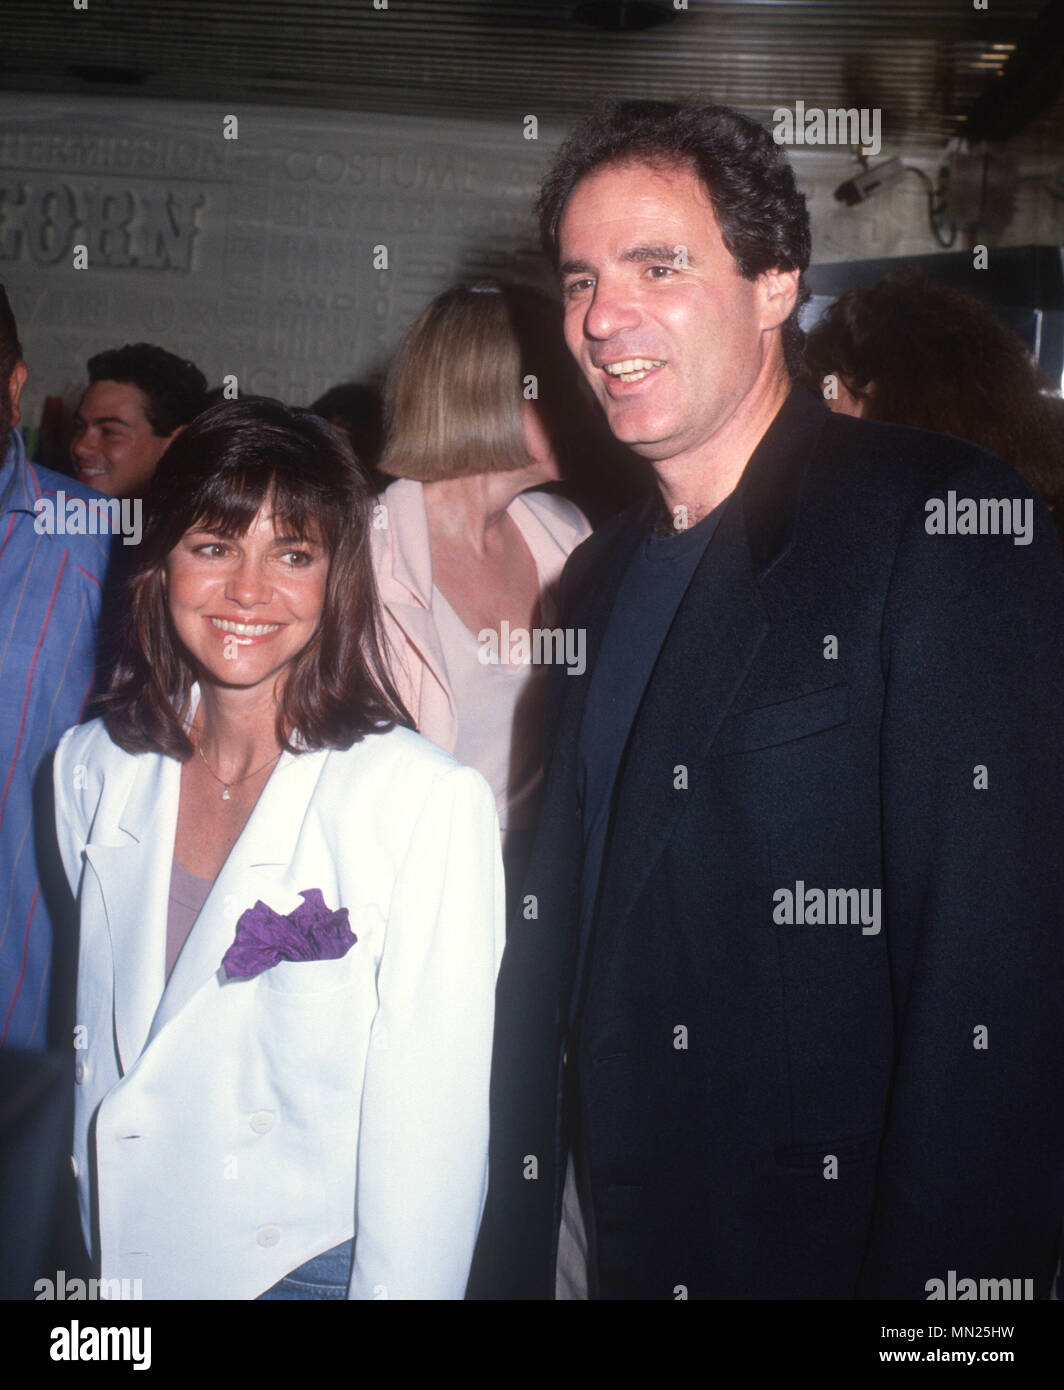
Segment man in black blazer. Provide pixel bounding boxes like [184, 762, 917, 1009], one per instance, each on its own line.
[469, 101, 1064, 1300]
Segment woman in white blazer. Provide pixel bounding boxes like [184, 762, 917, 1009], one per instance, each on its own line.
[53, 399, 505, 1300]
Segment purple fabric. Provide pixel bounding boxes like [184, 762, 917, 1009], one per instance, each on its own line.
[221, 889, 357, 981]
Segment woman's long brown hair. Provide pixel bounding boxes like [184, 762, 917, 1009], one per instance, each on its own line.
[102, 397, 412, 759]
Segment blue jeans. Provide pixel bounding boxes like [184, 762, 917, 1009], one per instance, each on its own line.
[257, 1238, 353, 1300]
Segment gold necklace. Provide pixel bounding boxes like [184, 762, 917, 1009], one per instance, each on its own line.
[196, 743, 282, 802]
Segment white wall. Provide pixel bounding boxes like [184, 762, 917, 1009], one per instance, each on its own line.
[1, 94, 1061, 424]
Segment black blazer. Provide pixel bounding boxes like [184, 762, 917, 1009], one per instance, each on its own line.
[470, 388, 1064, 1300]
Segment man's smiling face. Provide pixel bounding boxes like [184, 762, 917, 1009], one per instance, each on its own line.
[558, 159, 789, 468]
[70, 380, 177, 498]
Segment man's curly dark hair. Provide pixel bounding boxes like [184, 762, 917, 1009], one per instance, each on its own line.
[536, 101, 812, 375]
[87, 342, 208, 436]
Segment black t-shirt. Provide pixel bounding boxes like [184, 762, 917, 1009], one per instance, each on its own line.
[576, 499, 726, 946]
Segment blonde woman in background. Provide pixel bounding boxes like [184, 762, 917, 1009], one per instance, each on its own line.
[373, 282, 594, 906]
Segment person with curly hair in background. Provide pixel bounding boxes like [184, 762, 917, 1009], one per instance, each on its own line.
[803, 268, 1064, 542]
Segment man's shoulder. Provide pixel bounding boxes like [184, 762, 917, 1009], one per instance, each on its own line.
[801, 413, 1060, 591]
[14, 460, 113, 581]
[815, 412, 1020, 506]
[29, 461, 110, 506]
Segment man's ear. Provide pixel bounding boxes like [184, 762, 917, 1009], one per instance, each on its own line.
[757, 268, 800, 332]
[7, 361, 28, 429]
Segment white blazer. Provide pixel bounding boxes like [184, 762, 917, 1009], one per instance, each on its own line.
[53, 707, 505, 1300]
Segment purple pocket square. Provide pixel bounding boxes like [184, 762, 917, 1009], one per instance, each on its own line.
[221, 889, 357, 981]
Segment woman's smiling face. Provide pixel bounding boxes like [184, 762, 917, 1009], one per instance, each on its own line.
[164, 501, 329, 694]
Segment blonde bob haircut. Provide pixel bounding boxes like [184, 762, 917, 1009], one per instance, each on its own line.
[381, 280, 573, 482]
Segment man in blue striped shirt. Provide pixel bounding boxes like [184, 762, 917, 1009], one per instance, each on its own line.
[0, 285, 112, 1051]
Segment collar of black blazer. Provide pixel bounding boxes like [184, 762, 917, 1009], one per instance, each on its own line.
[738, 385, 829, 581]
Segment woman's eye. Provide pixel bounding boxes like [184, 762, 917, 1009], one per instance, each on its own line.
[281, 550, 312, 566]
[194, 542, 228, 558]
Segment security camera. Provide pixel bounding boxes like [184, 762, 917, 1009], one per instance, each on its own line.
[834, 156, 906, 206]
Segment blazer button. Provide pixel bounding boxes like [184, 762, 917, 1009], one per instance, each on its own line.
[250, 1112, 275, 1135]
[74, 1062, 86, 1084]
[257, 1226, 281, 1248]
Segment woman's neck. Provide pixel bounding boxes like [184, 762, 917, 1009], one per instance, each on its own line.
[190, 680, 283, 781]
[422, 464, 542, 558]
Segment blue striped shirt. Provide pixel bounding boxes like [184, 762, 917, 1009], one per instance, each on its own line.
[0, 429, 112, 1050]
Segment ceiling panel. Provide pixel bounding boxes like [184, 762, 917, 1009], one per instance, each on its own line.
[1, 0, 1061, 153]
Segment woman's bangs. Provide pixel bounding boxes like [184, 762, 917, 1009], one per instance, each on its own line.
[186, 466, 328, 547]
[263, 473, 331, 547]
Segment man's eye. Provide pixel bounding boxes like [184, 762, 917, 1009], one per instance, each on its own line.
[565, 278, 594, 297]
[646, 265, 675, 279]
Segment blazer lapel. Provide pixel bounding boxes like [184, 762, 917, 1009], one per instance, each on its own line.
[547, 499, 652, 785]
[378, 479, 456, 741]
[146, 746, 331, 1043]
[528, 504, 650, 1020]
[84, 752, 180, 1074]
[585, 389, 829, 990]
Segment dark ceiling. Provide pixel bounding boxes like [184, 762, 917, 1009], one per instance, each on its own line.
[1, 0, 1062, 154]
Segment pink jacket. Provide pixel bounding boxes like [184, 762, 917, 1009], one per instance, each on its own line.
[370, 476, 591, 753]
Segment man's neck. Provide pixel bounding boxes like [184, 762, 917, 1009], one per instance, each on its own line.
[0, 426, 23, 513]
[653, 371, 791, 527]
[1, 424, 21, 467]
